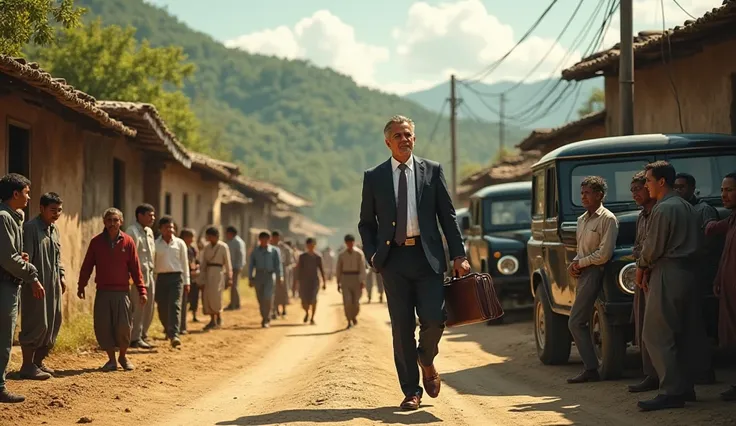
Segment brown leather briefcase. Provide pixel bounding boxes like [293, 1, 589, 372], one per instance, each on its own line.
[444, 272, 504, 327]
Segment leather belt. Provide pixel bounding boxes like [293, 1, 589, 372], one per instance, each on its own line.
[206, 263, 223, 267]
[393, 236, 420, 247]
[342, 271, 361, 275]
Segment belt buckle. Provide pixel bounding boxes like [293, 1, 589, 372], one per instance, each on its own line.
[405, 237, 416, 247]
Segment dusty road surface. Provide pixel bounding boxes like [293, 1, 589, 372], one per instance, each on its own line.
[2, 284, 735, 425]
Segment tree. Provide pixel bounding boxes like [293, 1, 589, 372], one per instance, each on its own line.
[0, 0, 85, 56]
[577, 87, 605, 117]
[31, 19, 206, 151]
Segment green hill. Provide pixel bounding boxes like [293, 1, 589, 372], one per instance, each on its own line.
[70, 0, 525, 237]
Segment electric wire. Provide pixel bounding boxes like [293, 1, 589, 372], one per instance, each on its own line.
[428, 99, 449, 145]
[462, 0, 560, 83]
[672, 0, 697, 19]
[661, 0, 686, 132]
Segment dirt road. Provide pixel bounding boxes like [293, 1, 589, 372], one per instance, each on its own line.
[3, 285, 735, 425]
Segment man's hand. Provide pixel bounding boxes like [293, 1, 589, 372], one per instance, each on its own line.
[715, 281, 721, 297]
[140, 294, 148, 306]
[32, 281, 45, 299]
[184, 284, 191, 295]
[226, 277, 233, 289]
[249, 280, 254, 288]
[568, 261, 582, 278]
[453, 257, 471, 277]
[642, 270, 650, 293]
[635, 268, 644, 288]
[77, 287, 85, 300]
[60, 277, 67, 294]
[337, 284, 342, 293]
[21, 252, 29, 262]
[360, 282, 365, 290]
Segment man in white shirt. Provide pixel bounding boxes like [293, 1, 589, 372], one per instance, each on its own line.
[127, 204, 156, 349]
[154, 216, 190, 348]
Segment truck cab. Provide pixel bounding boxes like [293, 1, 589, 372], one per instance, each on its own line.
[463, 182, 533, 312]
[529, 133, 735, 379]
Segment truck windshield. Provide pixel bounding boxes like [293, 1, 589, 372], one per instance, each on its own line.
[483, 198, 531, 229]
[570, 154, 736, 206]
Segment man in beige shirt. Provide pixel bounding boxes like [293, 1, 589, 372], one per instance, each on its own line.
[567, 176, 619, 384]
[336, 234, 367, 329]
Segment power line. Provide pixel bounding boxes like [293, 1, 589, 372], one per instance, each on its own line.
[428, 99, 449, 144]
[672, 0, 697, 19]
[660, 0, 685, 132]
[463, 0, 585, 97]
[461, 0, 560, 83]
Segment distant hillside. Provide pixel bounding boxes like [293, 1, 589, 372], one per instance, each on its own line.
[69, 0, 527, 240]
[405, 78, 603, 130]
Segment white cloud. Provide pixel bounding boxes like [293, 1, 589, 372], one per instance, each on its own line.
[392, 0, 580, 84]
[225, 10, 389, 88]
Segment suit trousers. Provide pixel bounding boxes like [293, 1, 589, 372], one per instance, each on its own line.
[130, 267, 155, 341]
[643, 259, 709, 395]
[381, 243, 445, 398]
[568, 266, 604, 371]
[0, 282, 19, 391]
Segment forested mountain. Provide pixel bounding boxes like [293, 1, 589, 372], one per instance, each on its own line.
[69, 0, 526, 235]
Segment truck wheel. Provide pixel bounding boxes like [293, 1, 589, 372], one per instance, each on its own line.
[534, 284, 571, 365]
[591, 300, 626, 379]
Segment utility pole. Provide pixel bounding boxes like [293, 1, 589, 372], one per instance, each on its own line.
[499, 93, 506, 152]
[619, 0, 634, 135]
[449, 74, 460, 201]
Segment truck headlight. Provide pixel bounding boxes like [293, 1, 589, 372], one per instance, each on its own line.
[618, 262, 637, 294]
[497, 255, 519, 275]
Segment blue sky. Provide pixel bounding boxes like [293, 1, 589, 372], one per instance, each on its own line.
[146, 0, 722, 94]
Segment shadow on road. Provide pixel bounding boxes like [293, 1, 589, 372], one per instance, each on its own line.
[287, 328, 348, 337]
[214, 406, 441, 425]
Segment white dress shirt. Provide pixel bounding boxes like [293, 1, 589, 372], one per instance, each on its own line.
[154, 235, 191, 285]
[391, 155, 420, 237]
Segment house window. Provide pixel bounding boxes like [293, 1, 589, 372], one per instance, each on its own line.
[113, 158, 125, 212]
[196, 194, 202, 220]
[8, 124, 30, 178]
[164, 192, 172, 215]
[182, 193, 189, 227]
[207, 209, 213, 225]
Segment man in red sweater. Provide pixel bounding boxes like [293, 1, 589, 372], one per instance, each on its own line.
[77, 208, 147, 372]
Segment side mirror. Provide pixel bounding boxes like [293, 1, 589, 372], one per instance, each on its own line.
[461, 216, 470, 231]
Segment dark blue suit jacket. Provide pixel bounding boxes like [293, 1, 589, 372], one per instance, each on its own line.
[358, 156, 465, 274]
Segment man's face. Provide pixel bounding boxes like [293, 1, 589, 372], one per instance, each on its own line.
[160, 222, 175, 239]
[674, 178, 694, 199]
[259, 237, 269, 247]
[104, 214, 123, 235]
[226, 232, 235, 241]
[580, 185, 603, 210]
[138, 210, 155, 227]
[306, 242, 316, 251]
[182, 235, 194, 246]
[630, 181, 651, 207]
[10, 186, 30, 210]
[722, 177, 736, 209]
[384, 122, 415, 160]
[40, 202, 63, 224]
[345, 240, 355, 250]
[645, 169, 663, 199]
[206, 234, 218, 244]
[271, 235, 280, 245]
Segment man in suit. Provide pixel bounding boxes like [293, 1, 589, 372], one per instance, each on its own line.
[359, 115, 470, 411]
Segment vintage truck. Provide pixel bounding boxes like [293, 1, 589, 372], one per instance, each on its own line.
[462, 182, 533, 317]
[528, 133, 735, 379]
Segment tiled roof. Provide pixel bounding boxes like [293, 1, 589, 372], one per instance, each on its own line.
[236, 176, 312, 208]
[0, 56, 135, 137]
[517, 110, 606, 151]
[562, 0, 736, 81]
[189, 152, 234, 182]
[274, 210, 334, 236]
[457, 150, 540, 201]
[219, 183, 251, 205]
[98, 101, 191, 168]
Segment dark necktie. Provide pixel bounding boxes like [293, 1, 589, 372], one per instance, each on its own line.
[395, 163, 408, 245]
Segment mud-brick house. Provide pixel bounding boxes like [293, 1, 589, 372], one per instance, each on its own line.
[456, 150, 541, 207]
[561, 0, 736, 135]
[517, 110, 606, 155]
[0, 57, 171, 316]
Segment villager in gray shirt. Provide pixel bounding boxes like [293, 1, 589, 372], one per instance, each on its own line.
[225, 226, 246, 310]
[0, 174, 43, 404]
[126, 204, 157, 350]
[566, 176, 619, 385]
[19, 192, 65, 381]
[637, 161, 708, 412]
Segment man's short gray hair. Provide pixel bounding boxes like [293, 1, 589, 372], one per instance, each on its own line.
[103, 207, 124, 220]
[383, 115, 415, 137]
[581, 176, 608, 196]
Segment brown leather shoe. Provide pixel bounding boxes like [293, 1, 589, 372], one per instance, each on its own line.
[400, 395, 421, 410]
[418, 361, 441, 398]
